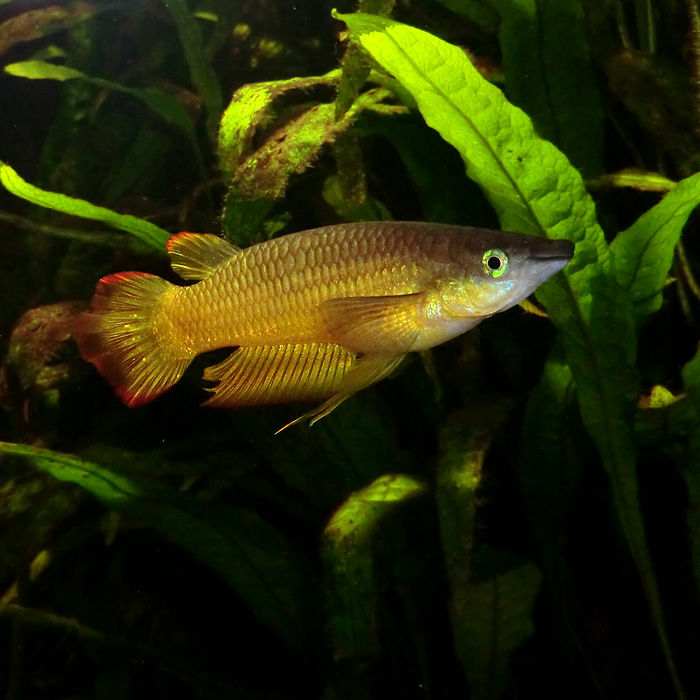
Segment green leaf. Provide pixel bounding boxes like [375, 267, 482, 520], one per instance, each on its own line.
[0, 467, 84, 585]
[218, 72, 341, 243]
[681, 348, 700, 603]
[335, 13, 684, 696]
[682, 347, 700, 445]
[433, 0, 499, 32]
[492, 0, 604, 175]
[611, 170, 700, 320]
[517, 344, 599, 681]
[376, 116, 486, 224]
[333, 11, 606, 254]
[519, 344, 578, 557]
[218, 71, 340, 181]
[0, 211, 153, 251]
[221, 79, 389, 245]
[5, 60, 199, 147]
[160, 0, 223, 143]
[102, 128, 171, 206]
[436, 404, 508, 612]
[322, 474, 425, 659]
[589, 169, 676, 193]
[0, 161, 170, 250]
[456, 562, 542, 700]
[0, 441, 315, 651]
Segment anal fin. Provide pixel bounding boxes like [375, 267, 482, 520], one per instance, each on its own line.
[202, 343, 355, 407]
[276, 353, 405, 433]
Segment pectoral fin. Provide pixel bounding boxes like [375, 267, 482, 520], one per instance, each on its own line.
[276, 353, 405, 433]
[320, 292, 424, 354]
[202, 342, 355, 407]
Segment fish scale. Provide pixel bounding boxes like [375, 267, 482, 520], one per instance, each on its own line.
[74, 221, 574, 426]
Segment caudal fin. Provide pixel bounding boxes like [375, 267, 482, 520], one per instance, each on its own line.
[74, 271, 191, 407]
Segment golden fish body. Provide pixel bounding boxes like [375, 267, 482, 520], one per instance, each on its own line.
[75, 222, 574, 426]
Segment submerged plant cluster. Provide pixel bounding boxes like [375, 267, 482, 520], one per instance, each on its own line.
[1, 1, 700, 698]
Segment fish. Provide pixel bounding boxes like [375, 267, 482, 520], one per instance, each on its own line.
[74, 221, 574, 429]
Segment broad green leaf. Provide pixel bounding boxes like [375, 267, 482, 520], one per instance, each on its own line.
[336, 13, 683, 695]
[611, 170, 700, 320]
[160, 0, 222, 143]
[0, 161, 170, 250]
[492, 0, 604, 175]
[436, 405, 507, 610]
[218, 72, 342, 243]
[322, 474, 425, 659]
[0, 441, 315, 651]
[5, 60, 84, 81]
[456, 562, 542, 700]
[218, 71, 340, 181]
[333, 11, 606, 255]
[221, 84, 389, 244]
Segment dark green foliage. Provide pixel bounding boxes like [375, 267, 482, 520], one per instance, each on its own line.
[1, 1, 700, 699]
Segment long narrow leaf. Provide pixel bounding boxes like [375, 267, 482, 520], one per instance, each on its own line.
[0, 161, 170, 250]
[0, 441, 315, 651]
[611, 170, 700, 320]
[5, 60, 198, 145]
[160, 0, 222, 143]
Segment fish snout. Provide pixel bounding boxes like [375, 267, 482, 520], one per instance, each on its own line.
[531, 238, 575, 262]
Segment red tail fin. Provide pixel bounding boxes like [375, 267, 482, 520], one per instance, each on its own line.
[74, 272, 191, 407]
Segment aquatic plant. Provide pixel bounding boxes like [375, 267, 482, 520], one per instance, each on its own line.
[1, 1, 699, 698]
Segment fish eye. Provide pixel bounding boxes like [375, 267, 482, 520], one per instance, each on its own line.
[482, 249, 508, 278]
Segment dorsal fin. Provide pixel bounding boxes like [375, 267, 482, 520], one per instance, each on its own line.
[166, 232, 241, 281]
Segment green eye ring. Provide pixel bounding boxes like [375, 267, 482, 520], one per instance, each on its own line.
[483, 249, 508, 278]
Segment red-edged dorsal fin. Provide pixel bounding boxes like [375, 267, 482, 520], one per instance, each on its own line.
[167, 232, 241, 281]
[74, 271, 192, 406]
[202, 343, 355, 408]
[320, 292, 424, 355]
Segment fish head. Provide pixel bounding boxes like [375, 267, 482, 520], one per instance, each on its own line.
[437, 230, 575, 319]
